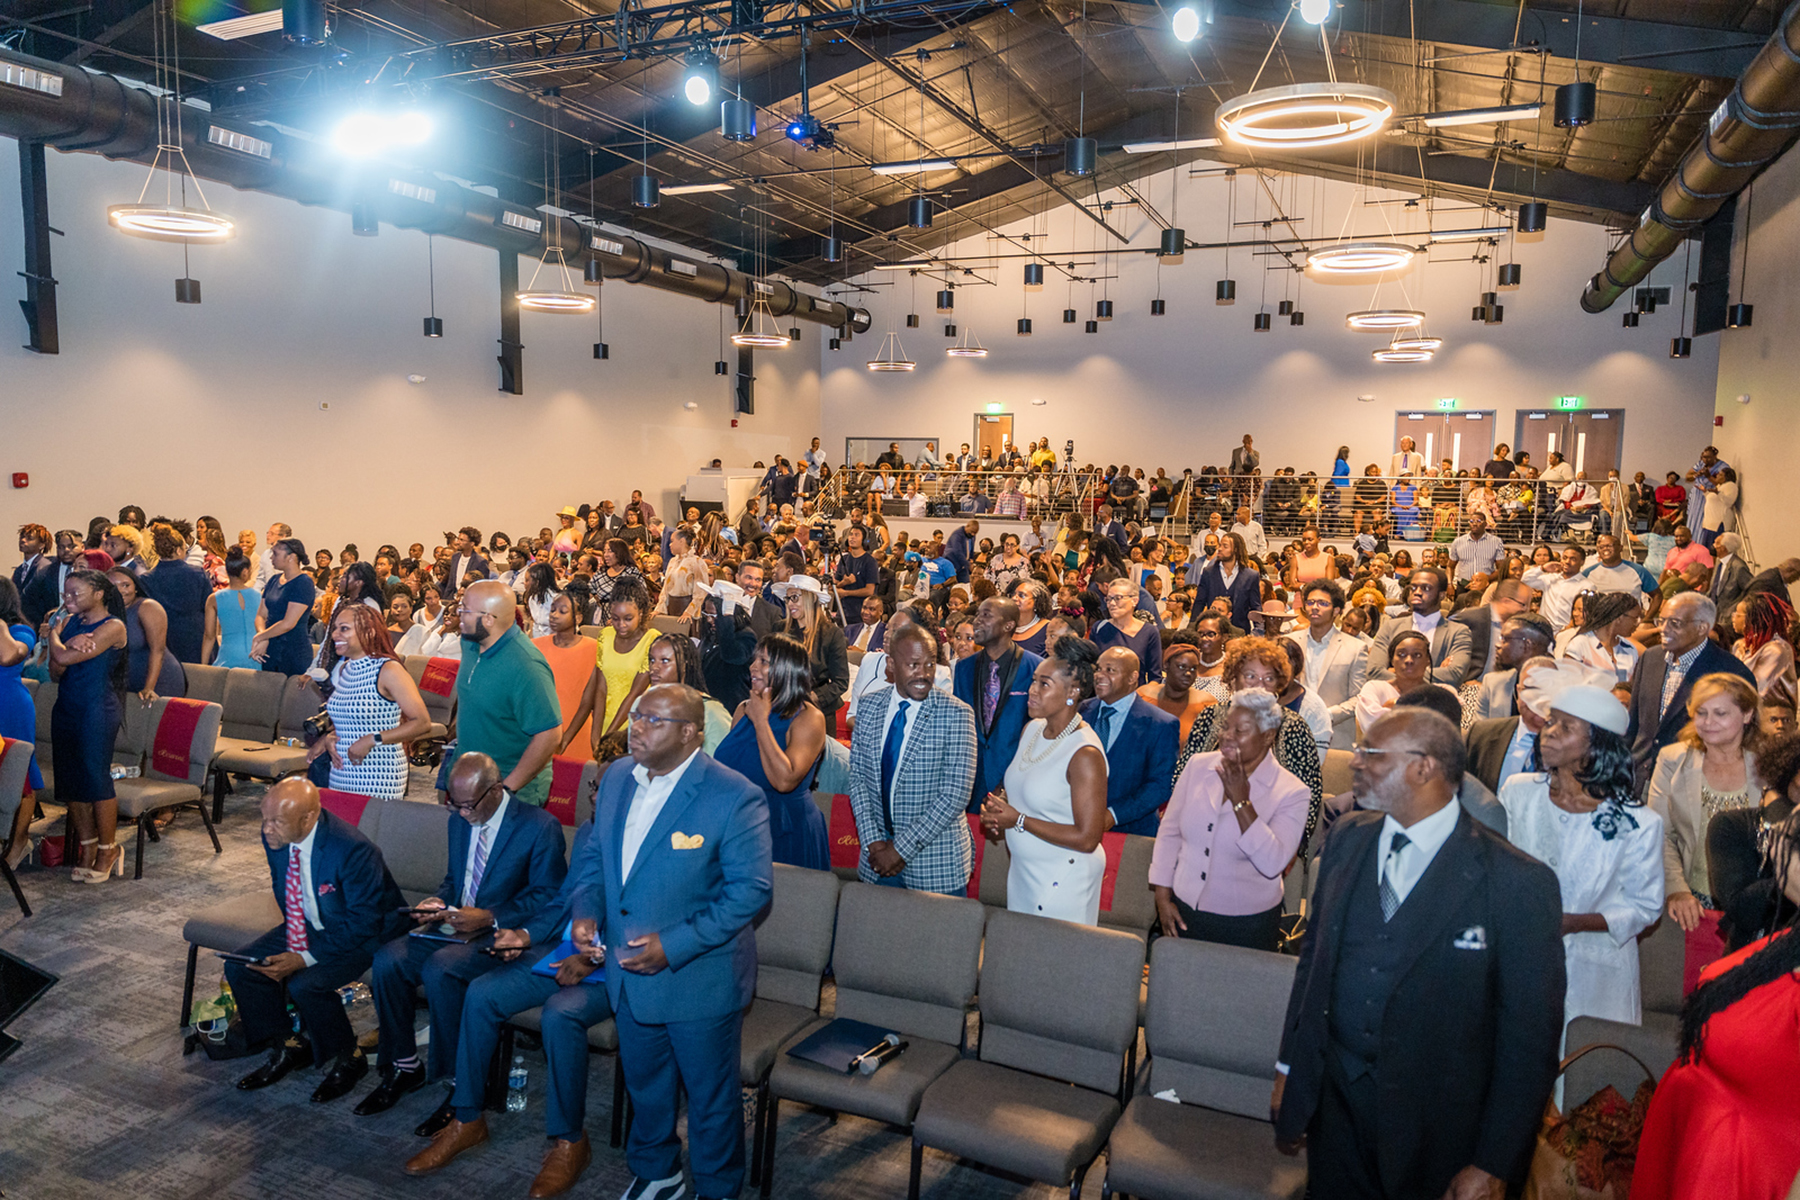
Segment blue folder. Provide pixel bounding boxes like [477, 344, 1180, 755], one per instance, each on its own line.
[529, 940, 606, 987]
[783, 1017, 899, 1073]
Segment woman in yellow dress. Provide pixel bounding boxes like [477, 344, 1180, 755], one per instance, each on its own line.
[558, 579, 655, 756]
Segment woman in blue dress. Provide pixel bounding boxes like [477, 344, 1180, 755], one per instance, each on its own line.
[0, 579, 44, 866]
[713, 633, 829, 869]
[252, 537, 317, 676]
[203, 547, 261, 669]
[108, 568, 186, 700]
[47, 570, 128, 883]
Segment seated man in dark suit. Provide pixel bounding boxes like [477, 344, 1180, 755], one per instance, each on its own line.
[952, 597, 1042, 813]
[1626, 590, 1756, 789]
[360, 752, 566, 1120]
[1080, 646, 1178, 836]
[1472, 613, 1553, 721]
[405, 788, 612, 1192]
[229, 777, 410, 1102]
[1464, 657, 1555, 796]
[843, 593, 888, 653]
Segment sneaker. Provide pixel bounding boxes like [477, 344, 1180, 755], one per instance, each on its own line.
[620, 1174, 686, 1200]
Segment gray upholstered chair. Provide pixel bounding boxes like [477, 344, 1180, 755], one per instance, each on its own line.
[113, 697, 224, 879]
[909, 909, 1146, 1200]
[0, 738, 36, 914]
[183, 662, 228, 706]
[1558, 916, 1685, 1109]
[742, 864, 840, 1184]
[405, 655, 459, 743]
[208, 668, 307, 817]
[30, 677, 56, 798]
[1320, 748, 1354, 798]
[761, 882, 986, 1198]
[1637, 914, 1684, 1036]
[1102, 938, 1306, 1200]
[367, 796, 451, 903]
[1098, 834, 1159, 940]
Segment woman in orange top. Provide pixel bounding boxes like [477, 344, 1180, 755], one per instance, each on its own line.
[1632, 805, 1800, 1200]
[533, 593, 596, 755]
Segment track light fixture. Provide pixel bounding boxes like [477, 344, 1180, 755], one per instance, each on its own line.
[682, 47, 718, 106]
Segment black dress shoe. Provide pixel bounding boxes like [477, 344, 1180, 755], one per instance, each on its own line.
[311, 1050, 369, 1104]
[354, 1064, 428, 1116]
[414, 1096, 456, 1139]
[236, 1041, 313, 1091]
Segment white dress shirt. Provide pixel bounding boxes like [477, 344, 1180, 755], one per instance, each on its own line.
[1411, 609, 1443, 637]
[461, 792, 509, 903]
[878, 690, 924, 774]
[290, 821, 323, 967]
[621, 748, 701, 883]
[1379, 794, 1461, 910]
[1229, 520, 1268, 561]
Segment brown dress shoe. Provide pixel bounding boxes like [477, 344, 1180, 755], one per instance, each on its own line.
[403, 1116, 490, 1176]
[527, 1133, 591, 1198]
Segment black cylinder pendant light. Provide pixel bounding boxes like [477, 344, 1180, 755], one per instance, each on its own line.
[907, 196, 932, 229]
[1254, 312, 1271, 331]
[906, 314, 919, 328]
[822, 236, 842, 263]
[721, 97, 757, 142]
[593, 342, 610, 359]
[1498, 263, 1521, 288]
[1278, 299, 1294, 316]
[423, 317, 443, 338]
[1517, 202, 1547, 233]
[715, 359, 730, 374]
[1024, 263, 1045, 290]
[584, 258, 603, 284]
[1151, 299, 1166, 315]
[829, 337, 841, 350]
[1085, 319, 1099, 333]
[936, 288, 954, 313]
[944, 323, 957, 337]
[1670, 336, 1692, 358]
[1727, 302, 1754, 327]
[1018, 317, 1033, 336]
[1096, 299, 1113, 320]
[1484, 304, 1504, 325]
[1554, 81, 1596, 128]
[1622, 311, 1640, 327]
[1160, 227, 1186, 257]
[1065, 137, 1097, 177]
[1289, 310, 1304, 326]
[1063, 308, 1078, 323]
[1216, 279, 1237, 303]
[633, 175, 660, 208]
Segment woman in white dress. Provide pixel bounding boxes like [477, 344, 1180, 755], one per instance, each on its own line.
[1561, 590, 1642, 684]
[979, 635, 1110, 925]
[1499, 683, 1665, 1034]
[305, 605, 431, 800]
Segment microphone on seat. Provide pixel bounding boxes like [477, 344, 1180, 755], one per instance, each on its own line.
[852, 1034, 907, 1075]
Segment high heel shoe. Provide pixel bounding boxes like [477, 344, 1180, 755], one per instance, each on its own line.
[71, 837, 99, 882]
[77, 842, 124, 883]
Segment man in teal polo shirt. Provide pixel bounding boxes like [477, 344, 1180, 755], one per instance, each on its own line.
[443, 581, 562, 807]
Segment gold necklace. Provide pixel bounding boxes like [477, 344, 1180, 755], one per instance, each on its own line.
[1020, 715, 1085, 765]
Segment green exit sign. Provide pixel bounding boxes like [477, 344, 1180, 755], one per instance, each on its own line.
[1435, 398, 1458, 411]
[1556, 395, 1584, 410]
[985, 402, 1003, 413]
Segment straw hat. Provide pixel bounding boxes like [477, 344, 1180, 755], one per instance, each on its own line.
[773, 574, 828, 600]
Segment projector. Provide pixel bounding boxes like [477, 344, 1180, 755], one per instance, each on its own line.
[784, 112, 836, 151]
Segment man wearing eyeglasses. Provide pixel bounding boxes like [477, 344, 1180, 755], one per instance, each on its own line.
[1624, 591, 1756, 790]
[363, 752, 566, 1125]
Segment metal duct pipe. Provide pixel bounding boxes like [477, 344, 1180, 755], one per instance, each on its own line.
[0, 47, 872, 333]
[1579, 0, 1800, 313]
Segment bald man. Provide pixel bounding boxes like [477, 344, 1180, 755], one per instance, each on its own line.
[953, 597, 1043, 813]
[229, 778, 408, 1102]
[440, 580, 564, 807]
[1079, 646, 1179, 836]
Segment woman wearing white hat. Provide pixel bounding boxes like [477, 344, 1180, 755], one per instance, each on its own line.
[773, 573, 850, 736]
[1498, 667, 1665, 1034]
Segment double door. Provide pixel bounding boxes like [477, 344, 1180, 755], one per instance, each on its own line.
[1392, 411, 1495, 474]
[1514, 409, 1624, 477]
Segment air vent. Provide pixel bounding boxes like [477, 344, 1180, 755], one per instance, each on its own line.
[501, 211, 543, 234]
[1, 62, 64, 97]
[752, 281, 775, 295]
[667, 259, 699, 277]
[591, 236, 625, 255]
[207, 125, 272, 158]
[388, 178, 437, 204]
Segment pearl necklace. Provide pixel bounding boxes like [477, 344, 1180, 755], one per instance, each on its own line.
[1020, 715, 1085, 765]
[1198, 653, 1225, 670]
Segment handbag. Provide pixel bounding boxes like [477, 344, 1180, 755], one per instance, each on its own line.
[1523, 1043, 1656, 1200]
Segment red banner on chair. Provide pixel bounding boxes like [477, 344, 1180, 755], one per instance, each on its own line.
[965, 814, 987, 900]
[545, 756, 586, 826]
[1683, 910, 1727, 995]
[419, 658, 459, 697]
[318, 788, 370, 826]
[1097, 831, 1127, 913]
[151, 698, 208, 779]
[829, 794, 861, 870]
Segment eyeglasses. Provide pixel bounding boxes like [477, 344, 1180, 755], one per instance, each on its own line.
[441, 782, 501, 814]
[1656, 617, 1700, 629]
[627, 712, 695, 729]
[1352, 747, 1429, 761]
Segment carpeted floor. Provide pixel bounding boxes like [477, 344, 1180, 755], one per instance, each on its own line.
[0, 774, 1114, 1200]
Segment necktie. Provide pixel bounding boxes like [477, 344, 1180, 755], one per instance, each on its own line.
[880, 700, 912, 836]
[467, 826, 490, 903]
[1092, 703, 1113, 750]
[1661, 654, 1688, 718]
[285, 844, 309, 953]
[1379, 832, 1411, 922]
[982, 659, 1001, 727]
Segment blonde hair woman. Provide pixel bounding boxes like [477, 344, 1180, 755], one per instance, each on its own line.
[774, 574, 849, 736]
[1646, 672, 1765, 932]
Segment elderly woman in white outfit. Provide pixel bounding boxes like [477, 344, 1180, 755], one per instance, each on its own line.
[979, 635, 1109, 925]
[1498, 674, 1665, 1034]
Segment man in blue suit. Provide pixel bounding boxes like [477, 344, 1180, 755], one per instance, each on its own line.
[953, 597, 1043, 813]
[575, 683, 772, 1200]
[229, 778, 409, 1103]
[405, 800, 613, 1196]
[1080, 647, 1178, 836]
[359, 752, 566, 1120]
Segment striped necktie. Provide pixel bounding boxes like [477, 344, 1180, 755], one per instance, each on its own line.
[467, 826, 490, 904]
[284, 845, 309, 953]
[1379, 833, 1411, 923]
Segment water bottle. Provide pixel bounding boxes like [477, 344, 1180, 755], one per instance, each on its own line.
[337, 981, 371, 1008]
[506, 1056, 528, 1113]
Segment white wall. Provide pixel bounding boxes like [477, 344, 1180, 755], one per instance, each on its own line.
[820, 172, 1719, 480]
[0, 142, 821, 556]
[1713, 147, 1800, 566]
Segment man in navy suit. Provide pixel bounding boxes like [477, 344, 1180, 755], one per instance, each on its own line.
[844, 594, 888, 653]
[1625, 591, 1756, 790]
[405, 795, 613, 1194]
[229, 778, 409, 1102]
[945, 518, 980, 583]
[953, 597, 1043, 813]
[446, 526, 491, 592]
[1080, 647, 1178, 836]
[12, 523, 49, 594]
[572, 684, 772, 1200]
[360, 752, 566, 1119]
[19, 529, 79, 630]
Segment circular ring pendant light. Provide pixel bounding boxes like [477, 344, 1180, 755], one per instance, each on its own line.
[1305, 242, 1416, 275]
[1387, 335, 1443, 353]
[946, 328, 989, 358]
[866, 330, 916, 371]
[1215, 83, 1397, 151]
[517, 290, 595, 313]
[1372, 347, 1434, 363]
[108, 204, 236, 243]
[1345, 309, 1425, 331]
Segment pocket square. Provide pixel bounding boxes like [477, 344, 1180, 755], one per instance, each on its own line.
[316, 883, 336, 896]
[671, 832, 705, 850]
[1452, 925, 1487, 951]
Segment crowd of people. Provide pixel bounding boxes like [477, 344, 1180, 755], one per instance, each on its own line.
[2, 429, 1797, 1199]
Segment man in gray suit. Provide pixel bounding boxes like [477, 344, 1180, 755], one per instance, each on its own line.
[1473, 613, 1555, 721]
[1708, 532, 1755, 621]
[1365, 568, 1474, 686]
[1285, 579, 1367, 750]
[848, 624, 980, 894]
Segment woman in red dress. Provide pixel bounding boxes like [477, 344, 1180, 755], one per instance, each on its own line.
[1634, 806, 1800, 1199]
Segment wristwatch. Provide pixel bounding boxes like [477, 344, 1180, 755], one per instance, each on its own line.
[1013, 812, 1027, 832]
[373, 731, 384, 745]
